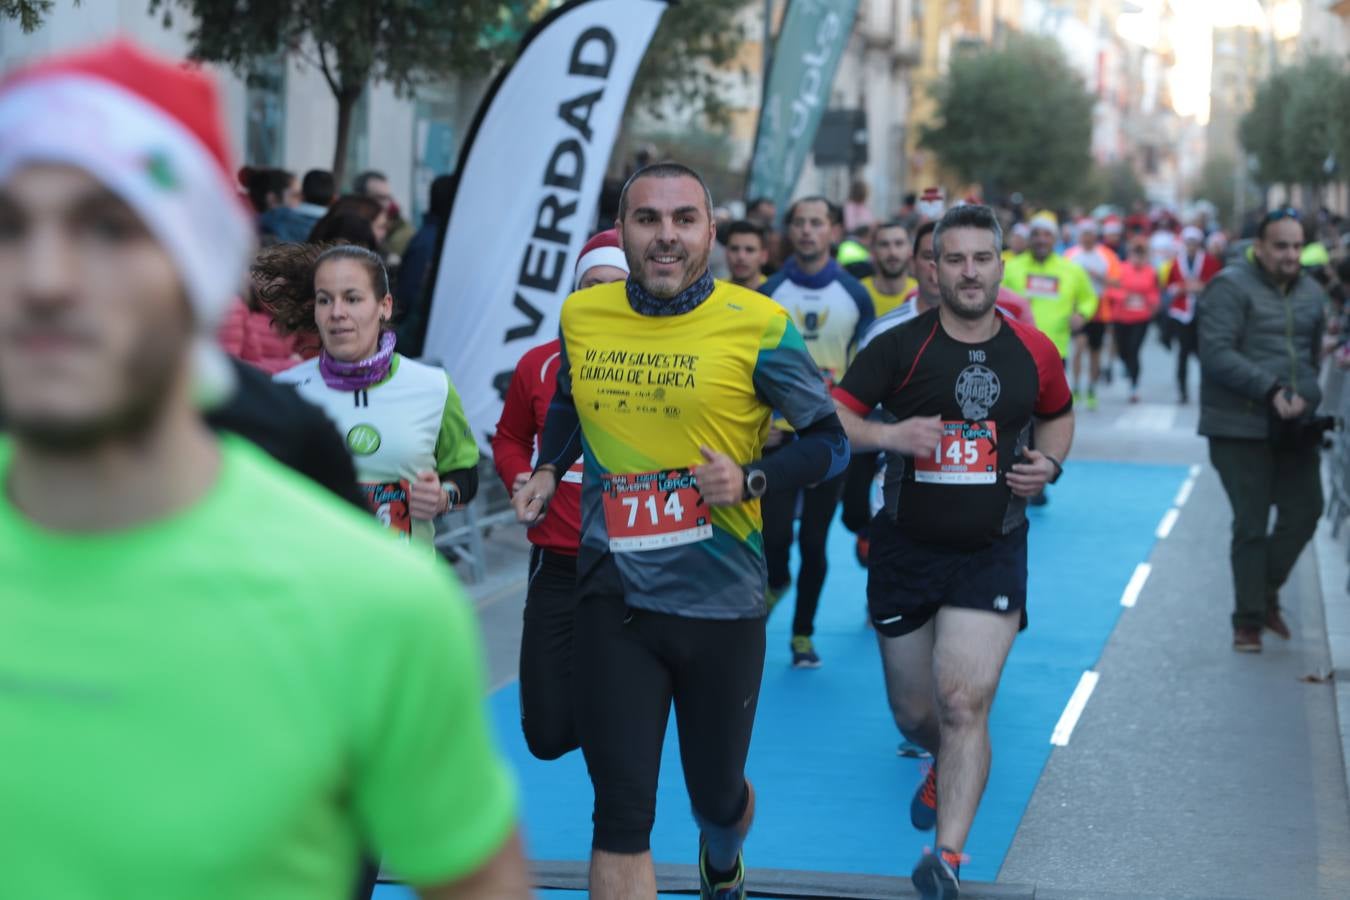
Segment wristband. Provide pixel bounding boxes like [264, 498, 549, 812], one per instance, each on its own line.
[441, 481, 460, 512]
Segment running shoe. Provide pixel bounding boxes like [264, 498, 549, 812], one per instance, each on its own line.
[765, 582, 789, 616]
[698, 836, 746, 900]
[1086, 391, 1098, 411]
[790, 635, 821, 668]
[897, 741, 933, 760]
[910, 762, 937, 830]
[911, 847, 964, 900]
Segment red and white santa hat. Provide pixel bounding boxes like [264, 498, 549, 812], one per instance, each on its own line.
[1101, 215, 1123, 235]
[0, 40, 255, 400]
[575, 228, 628, 289]
[916, 186, 945, 222]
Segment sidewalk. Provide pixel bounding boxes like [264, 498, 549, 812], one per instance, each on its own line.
[1000, 339, 1350, 898]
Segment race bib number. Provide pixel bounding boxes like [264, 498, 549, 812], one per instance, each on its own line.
[361, 480, 412, 540]
[601, 468, 712, 553]
[1025, 274, 1060, 298]
[914, 421, 998, 485]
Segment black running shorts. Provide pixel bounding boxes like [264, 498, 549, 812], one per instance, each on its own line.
[867, 515, 1029, 637]
[1083, 320, 1106, 350]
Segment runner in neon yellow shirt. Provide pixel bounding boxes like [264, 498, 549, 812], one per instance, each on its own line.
[1002, 213, 1098, 359]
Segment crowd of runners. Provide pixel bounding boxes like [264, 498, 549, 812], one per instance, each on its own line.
[5, 39, 1350, 900]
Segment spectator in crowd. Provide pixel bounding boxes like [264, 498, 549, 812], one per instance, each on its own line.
[264, 168, 334, 242]
[308, 194, 388, 250]
[354, 169, 415, 261]
[397, 174, 454, 358]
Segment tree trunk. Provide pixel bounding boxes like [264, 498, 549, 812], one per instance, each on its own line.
[331, 86, 361, 191]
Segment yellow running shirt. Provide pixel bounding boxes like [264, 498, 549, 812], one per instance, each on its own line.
[557, 279, 837, 618]
[862, 275, 917, 317]
[1002, 252, 1099, 358]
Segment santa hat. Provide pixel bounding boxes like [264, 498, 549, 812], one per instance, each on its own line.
[916, 186, 945, 221]
[1028, 212, 1059, 233]
[0, 40, 254, 402]
[575, 228, 628, 289]
[1011, 222, 1031, 239]
[1101, 215, 1123, 235]
[1076, 217, 1098, 234]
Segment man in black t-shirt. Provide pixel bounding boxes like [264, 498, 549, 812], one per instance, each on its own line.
[832, 205, 1074, 900]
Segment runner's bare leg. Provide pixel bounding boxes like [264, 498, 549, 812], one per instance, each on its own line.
[877, 618, 941, 755]
[590, 850, 656, 900]
[932, 606, 1020, 853]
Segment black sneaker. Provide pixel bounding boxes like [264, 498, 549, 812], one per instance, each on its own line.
[790, 635, 821, 668]
[699, 837, 745, 900]
[912, 847, 964, 900]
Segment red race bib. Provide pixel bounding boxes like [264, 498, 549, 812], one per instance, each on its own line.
[361, 480, 412, 540]
[601, 468, 712, 553]
[914, 421, 998, 485]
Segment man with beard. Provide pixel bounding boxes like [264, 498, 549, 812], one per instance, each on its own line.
[862, 221, 917, 317]
[513, 163, 848, 900]
[0, 41, 527, 900]
[759, 196, 874, 667]
[832, 205, 1074, 900]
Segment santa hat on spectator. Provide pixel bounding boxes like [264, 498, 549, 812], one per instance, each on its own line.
[1077, 217, 1098, 234]
[916, 186, 945, 222]
[575, 228, 629, 289]
[1101, 215, 1123, 235]
[0, 40, 255, 404]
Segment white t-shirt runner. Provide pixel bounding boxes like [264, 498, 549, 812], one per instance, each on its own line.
[276, 353, 479, 547]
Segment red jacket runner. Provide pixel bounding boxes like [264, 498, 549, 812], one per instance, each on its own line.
[491, 339, 582, 555]
[1165, 250, 1222, 325]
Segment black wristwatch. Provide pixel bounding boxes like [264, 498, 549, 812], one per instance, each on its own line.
[1045, 454, 1064, 484]
[743, 466, 768, 500]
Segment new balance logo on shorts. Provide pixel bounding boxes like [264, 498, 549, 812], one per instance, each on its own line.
[993, 595, 1010, 611]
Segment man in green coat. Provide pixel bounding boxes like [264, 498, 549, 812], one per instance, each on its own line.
[1197, 209, 1327, 653]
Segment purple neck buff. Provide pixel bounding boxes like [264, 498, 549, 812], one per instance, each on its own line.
[319, 330, 397, 391]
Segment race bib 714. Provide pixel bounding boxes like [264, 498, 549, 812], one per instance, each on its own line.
[601, 468, 712, 552]
[914, 421, 998, 485]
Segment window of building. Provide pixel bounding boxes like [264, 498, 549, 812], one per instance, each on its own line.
[244, 55, 286, 167]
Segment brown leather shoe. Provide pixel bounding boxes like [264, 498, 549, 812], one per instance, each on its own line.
[1233, 626, 1262, 652]
[1265, 608, 1292, 640]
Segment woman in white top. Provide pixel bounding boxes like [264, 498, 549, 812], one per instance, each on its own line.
[274, 244, 478, 547]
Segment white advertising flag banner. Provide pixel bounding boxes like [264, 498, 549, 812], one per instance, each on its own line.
[422, 0, 670, 447]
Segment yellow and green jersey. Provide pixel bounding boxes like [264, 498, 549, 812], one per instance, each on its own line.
[1002, 252, 1099, 358]
[557, 280, 836, 618]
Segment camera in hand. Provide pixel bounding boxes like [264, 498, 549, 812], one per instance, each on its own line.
[1269, 413, 1338, 450]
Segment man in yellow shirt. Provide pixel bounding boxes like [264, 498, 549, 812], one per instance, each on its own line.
[862, 221, 918, 316]
[1002, 213, 1098, 362]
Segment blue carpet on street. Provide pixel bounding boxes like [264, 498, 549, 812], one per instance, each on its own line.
[375, 460, 1187, 897]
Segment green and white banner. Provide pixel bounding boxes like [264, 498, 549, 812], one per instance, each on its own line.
[746, 0, 860, 220]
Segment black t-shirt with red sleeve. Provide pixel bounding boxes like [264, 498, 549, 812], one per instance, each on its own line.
[833, 308, 1072, 548]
